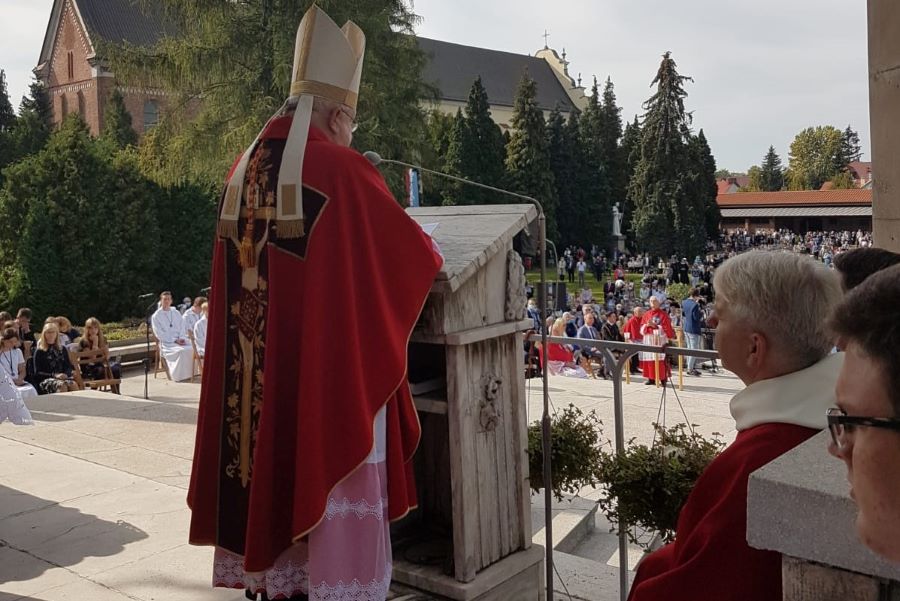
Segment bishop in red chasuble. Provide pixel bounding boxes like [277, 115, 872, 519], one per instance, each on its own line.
[187, 7, 442, 600]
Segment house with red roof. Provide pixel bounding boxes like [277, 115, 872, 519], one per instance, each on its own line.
[717, 189, 872, 232]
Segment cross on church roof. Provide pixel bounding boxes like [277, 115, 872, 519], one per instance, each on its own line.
[542, 30, 550, 49]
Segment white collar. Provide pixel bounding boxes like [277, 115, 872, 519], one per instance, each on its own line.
[729, 353, 844, 431]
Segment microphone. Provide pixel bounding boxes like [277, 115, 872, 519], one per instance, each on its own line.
[363, 150, 382, 166]
[138, 293, 155, 300]
[200, 287, 212, 294]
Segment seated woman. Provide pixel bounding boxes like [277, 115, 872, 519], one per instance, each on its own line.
[55, 316, 80, 349]
[540, 318, 588, 378]
[77, 317, 122, 388]
[33, 322, 79, 394]
[0, 328, 38, 399]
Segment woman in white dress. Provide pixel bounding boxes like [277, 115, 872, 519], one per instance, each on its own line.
[0, 327, 38, 399]
[0, 328, 34, 425]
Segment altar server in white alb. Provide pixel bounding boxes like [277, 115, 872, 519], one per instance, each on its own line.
[151, 291, 194, 381]
[193, 302, 208, 358]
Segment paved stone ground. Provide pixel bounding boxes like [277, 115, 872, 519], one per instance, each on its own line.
[0, 364, 744, 601]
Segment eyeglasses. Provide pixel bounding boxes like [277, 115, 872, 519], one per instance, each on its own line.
[826, 407, 900, 450]
[339, 106, 358, 133]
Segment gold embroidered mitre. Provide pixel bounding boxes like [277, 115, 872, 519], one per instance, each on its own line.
[219, 5, 366, 240]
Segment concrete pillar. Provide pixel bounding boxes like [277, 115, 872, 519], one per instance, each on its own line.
[868, 0, 900, 251]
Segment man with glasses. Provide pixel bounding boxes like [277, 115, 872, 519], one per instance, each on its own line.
[827, 263, 900, 563]
[628, 251, 843, 601]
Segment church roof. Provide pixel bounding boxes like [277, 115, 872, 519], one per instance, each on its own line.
[76, 0, 176, 47]
[37, 0, 175, 70]
[417, 37, 578, 113]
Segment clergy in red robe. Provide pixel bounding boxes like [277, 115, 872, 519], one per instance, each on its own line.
[628, 250, 843, 601]
[622, 307, 644, 374]
[639, 297, 675, 384]
[187, 7, 442, 601]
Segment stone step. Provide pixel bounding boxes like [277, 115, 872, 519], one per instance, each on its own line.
[552, 550, 633, 601]
[531, 492, 599, 554]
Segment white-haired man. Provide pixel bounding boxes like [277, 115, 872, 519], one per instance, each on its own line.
[187, 7, 442, 601]
[628, 251, 843, 601]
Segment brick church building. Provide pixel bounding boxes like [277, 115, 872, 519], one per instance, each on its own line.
[35, 0, 174, 137]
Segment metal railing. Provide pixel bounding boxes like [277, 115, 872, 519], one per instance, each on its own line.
[525, 333, 721, 601]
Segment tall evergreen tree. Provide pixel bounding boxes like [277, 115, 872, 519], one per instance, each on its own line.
[441, 109, 466, 205]
[547, 106, 582, 247]
[598, 77, 625, 220]
[618, 116, 641, 249]
[0, 70, 15, 132]
[506, 72, 558, 241]
[11, 77, 53, 160]
[421, 110, 455, 206]
[759, 146, 784, 191]
[578, 77, 611, 248]
[693, 130, 720, 240]
[839, 125, 862, 166]
[104, 1, 431, 190]
[444, 77, 506, 204]
[101, 90, 138, 150]
[628, 52, 704, 259]
[0, 70, 17, 182]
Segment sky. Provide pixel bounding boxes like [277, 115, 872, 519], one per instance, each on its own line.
[0, 0, 871, 172]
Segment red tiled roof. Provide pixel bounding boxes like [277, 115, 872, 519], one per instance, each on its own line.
[717, 180, 731, 195]
[717, 189, 872, 207]
[848, 161, 872, 181]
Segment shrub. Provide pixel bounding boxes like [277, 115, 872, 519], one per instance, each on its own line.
[596, 423, 724, 547]
[528, 405, 604, 501]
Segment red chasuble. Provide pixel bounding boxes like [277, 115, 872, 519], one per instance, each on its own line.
[187, 116, 442, 572]
[627, 423, 819, 601]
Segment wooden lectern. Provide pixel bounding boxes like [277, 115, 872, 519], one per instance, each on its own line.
[392, 205, 544, 601]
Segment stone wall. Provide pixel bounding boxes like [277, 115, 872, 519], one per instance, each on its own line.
[868, 0, 900, 252]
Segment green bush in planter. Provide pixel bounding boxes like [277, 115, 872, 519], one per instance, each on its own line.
[597, 423, 724, 547]
[527, 404, 604, 501]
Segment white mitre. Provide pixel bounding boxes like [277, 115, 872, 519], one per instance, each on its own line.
[218, 5, 365, 240]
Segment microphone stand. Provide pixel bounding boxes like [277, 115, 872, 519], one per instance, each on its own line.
[143, 300, 157, 400]
[371, 155, 555, 601]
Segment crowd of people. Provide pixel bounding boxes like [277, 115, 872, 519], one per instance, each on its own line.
[0, 292, 211, 425]
[533, 243, 900, 599]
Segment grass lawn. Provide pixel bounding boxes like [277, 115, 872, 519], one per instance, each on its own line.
[525, 270, 644, 303]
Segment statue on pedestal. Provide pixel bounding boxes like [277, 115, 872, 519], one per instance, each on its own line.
[612, 202, 623, 238]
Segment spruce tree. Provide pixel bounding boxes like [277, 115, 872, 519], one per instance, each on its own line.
[628, 52, 704, 259]
[506, 72, 558, 241]
[421, 110, 455, 205]
[11, 77, 53, 160]
[599, 77, 624, 215]
[0, 70, 16, 183]
[0, 70, 15, 132]
[442, 109, 466, 205]
[547, 106, 581, 247]
[101, 89, 138, 150]
[444, 77, 506, 204]
[693, 130, 720, 240]
[619, 116, 642, 249]
[578, 77, 611, 248]
[839, 125, 862, 166]
[759, 146, 784, 191]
